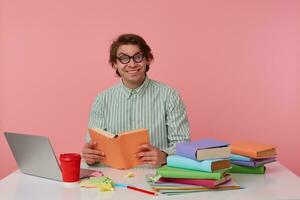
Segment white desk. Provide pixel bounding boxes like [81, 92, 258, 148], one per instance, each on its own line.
[1, 162, 300, 200]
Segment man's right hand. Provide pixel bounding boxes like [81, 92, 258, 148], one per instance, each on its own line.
[82, 141, 105, 165]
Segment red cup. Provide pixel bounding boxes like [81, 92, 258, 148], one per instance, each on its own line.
[59, 153, 81, 183]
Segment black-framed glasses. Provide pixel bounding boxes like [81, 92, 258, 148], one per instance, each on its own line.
[117, 52, 144, 64]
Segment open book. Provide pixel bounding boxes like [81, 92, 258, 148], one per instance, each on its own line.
[88, 128, 149, 169]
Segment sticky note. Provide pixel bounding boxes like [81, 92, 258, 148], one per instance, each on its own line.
[146, 174, 161, 182]
[99, 183, 114, 191]
[80, 176, 114, 190]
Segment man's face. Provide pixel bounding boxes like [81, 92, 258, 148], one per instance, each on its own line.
[113, 44, 151, 89]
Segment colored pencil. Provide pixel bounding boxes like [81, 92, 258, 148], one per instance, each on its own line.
[127, 186, 158, 196]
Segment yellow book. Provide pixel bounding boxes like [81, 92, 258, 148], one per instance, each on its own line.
[88, 128, 149, 169]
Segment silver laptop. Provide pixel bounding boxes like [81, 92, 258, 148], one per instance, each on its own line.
[4, 132, 96, 181]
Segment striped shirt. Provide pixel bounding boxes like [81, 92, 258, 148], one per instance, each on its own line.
[86, 76, 190, 155]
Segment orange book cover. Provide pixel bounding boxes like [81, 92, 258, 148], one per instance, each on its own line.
[230, 141, 276, 159]
[88, 128, 149, 169]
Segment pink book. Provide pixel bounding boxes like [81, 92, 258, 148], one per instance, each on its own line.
[158, 174, 231, 188]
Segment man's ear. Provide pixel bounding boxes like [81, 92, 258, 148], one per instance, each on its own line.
[146, 58, 152, 66]
[112, 63, 117, 70]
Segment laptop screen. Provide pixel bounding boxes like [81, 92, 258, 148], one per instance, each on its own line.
[5, 132, 63, 181]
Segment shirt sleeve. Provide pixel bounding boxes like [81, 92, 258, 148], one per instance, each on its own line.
[162, 91, 190, 155]
[85, 94, 106, 142]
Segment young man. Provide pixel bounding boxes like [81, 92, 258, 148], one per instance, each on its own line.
[82, 34, 190, 167]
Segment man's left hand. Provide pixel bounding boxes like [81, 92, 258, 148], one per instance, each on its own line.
[136, 144, 167, 168]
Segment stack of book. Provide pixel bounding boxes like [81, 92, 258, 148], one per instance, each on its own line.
[229, 141, 277, 174]
[149, 139, 242, 195]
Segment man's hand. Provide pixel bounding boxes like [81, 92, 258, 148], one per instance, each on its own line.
[137, 144, 167, 168]
[81, 141, 105, 165]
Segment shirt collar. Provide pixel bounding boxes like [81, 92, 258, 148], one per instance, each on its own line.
[120, 76, 150, 98]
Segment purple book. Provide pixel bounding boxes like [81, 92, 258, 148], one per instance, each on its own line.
[176, 138, 230, 160]
[231, 157, 276, 167]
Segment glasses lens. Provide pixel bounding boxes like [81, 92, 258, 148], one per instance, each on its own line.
[119, 55, 130, 64]
[133, 53, 144, 63]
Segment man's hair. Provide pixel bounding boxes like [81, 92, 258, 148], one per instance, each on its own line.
[109, 33, 154, 77]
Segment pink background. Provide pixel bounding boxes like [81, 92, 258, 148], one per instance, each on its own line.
[1, 0, 299, 179]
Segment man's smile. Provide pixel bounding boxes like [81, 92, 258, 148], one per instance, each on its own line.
[125, 69, 141, 74]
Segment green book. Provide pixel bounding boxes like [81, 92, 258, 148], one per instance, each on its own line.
[156, 165, 225, 180]
[229, 164, 265, 174]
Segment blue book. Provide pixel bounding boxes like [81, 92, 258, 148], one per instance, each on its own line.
[167, 155, 231, 172]
[230, 154, 253, 161]
[231, 157, 276, 167]
[176, 138, 230, 160]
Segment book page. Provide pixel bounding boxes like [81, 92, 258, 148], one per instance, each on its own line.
[119, 128, 148, 136]
[197, 146, 230, 160]
[90, 128, 116, 138]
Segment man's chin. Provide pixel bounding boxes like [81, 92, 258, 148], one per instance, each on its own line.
[124, 75, 145, 85]
[125, 73, 144, 80]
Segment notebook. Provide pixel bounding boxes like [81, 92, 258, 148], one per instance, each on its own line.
[4, 132, 96, 182]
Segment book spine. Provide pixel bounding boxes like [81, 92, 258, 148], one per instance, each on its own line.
[159, 178, 216, 187]
[228, 164, 265, 174]
[157, 167, 223, 179]
[230, 160, 258, 167]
